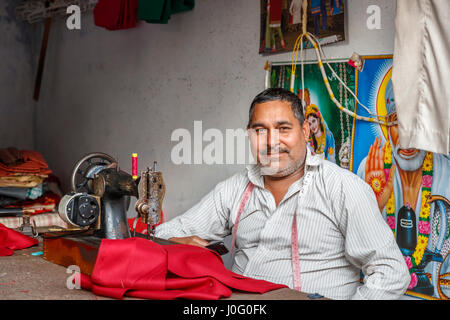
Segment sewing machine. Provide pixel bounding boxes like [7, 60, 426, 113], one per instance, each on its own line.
[42, 152, 167, 274]
[56, 152, 164, 239]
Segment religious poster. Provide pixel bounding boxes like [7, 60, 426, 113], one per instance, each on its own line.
[351, 56, 450, 300]
[259, 0, 345, 55]
[269, 60, 354, 169]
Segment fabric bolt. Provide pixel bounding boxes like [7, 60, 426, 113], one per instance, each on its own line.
[156, 148, 411, 300]
[0, 223, 38, 256]
[392, 0, 450, 154]
[79, 237, 286, 300]
[138, 0, 195, 24]
[94, 0, 138, 30]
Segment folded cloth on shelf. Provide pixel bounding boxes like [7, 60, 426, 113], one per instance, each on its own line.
[79, 237, 287, 300]
[0, 195, 24, 207]
[138, 0, 195, 24]
[0, 149, 51, 177]
[0, 223, 38, 256]
[0, 184, 45, 201]
[0, 175, 45, 188]
[4, 191, 61, 215]
[94, 0, 138, 30]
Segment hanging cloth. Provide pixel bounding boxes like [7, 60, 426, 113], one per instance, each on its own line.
[78, 237, 286, 300]
[392, 0, 450, 154]
[94, 0, 138, 30]
[138, 0, 195, 24]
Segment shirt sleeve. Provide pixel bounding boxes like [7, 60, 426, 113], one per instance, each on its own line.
[155, 176, 237, 242]
[338, 173, 410, 300]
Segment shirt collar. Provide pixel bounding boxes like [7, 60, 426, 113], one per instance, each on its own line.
[246, 146, 321, 189]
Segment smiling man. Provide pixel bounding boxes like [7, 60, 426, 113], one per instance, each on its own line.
[155, 88, 410, 300]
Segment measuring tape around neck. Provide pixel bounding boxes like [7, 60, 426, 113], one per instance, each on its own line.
[230, 182, 302, 291]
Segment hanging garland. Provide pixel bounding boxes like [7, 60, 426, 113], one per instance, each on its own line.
[384, 141, 433, 289]
[289, 0, 396, 127]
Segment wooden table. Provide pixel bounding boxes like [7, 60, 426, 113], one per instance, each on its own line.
[0, 238, 325, 300]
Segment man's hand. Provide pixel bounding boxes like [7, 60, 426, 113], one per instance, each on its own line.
[168, 236, 209, 247]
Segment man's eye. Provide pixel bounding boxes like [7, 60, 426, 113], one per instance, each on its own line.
[256, 128, 267, 134]
[280, 127, 290, 131]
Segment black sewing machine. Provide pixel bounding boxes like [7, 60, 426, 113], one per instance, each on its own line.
[57, 152, 165, 239]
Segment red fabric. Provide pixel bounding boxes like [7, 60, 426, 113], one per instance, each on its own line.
[94, 0, 138, 30]
[79, 237, 287, 300]
[0, 223, 38, 256]
[0, 150, 51, 177]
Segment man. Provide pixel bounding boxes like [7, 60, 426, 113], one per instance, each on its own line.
[156, 88, 410, 300]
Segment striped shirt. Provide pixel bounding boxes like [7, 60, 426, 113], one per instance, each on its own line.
[155, 148, 410, 300]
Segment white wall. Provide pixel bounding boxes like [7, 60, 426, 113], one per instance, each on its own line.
[0, 0, 40, 150]
[35, 0, 396, 221]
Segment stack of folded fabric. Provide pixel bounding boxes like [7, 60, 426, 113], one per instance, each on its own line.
[0, 147, 69, 230]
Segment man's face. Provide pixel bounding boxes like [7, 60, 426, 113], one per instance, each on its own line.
[247, 100, 310, 177]
[388, 112, 426, 171]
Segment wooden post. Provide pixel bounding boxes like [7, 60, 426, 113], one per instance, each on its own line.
[33, 17, 52, 101]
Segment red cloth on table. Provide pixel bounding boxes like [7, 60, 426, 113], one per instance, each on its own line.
[0, 223, 38, 256]
[94, 0, 138, 30]
[79, 237, 287, 300]
[0, 150, 51, 177]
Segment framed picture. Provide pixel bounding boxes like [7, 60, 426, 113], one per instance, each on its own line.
[352, 56, 450, 300]
[269, 60, 354, 169]
[260, 0, 346, 55]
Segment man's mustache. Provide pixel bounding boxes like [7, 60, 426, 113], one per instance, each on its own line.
[259, 146, 290, 156]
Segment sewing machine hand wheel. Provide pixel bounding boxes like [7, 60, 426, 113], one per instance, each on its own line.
[70, 152, 117, 193]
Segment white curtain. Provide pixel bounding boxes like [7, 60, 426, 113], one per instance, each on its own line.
[392, 0, 450, 155]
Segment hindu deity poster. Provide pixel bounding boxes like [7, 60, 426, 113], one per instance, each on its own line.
[270, 60, 354, 169]
[351, 56, 450, 300]
[260, 0, 345, 55]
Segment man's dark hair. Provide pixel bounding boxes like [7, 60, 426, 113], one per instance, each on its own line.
[247, 88, 305, 128]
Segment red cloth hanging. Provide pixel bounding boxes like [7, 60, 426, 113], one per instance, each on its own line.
[0, 223, 38, 256]
[94, 0, 138, 31]
[79, 237, 287, 300]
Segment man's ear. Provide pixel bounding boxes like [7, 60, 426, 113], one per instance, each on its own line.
[302, 120, 310, 142]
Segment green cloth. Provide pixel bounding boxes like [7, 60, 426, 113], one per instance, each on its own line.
[138, 0, 195, 24]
